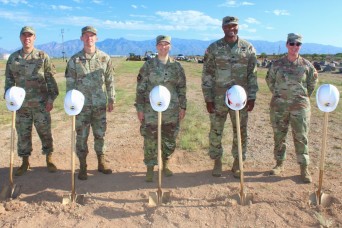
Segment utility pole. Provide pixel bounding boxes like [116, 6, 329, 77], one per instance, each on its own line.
[61, 29, 65, 61]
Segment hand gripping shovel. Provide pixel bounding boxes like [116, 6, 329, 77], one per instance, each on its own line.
[148, 85, 171, 206]
[0, 111, 22, 200]
[148, 112, 171, 206]
[62, 89, 85, 205]
[233, 109, 253, 205]
[62, 115, 85, 205]
[309, 112, 331, 207]
[225, 85, 253, 205]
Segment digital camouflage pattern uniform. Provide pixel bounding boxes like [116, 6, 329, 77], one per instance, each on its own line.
[265, 55, 318, 165]
[65, 49, 115, 159]
[4, 48, 59, 157]
[202, 37, 258, 160]
[135, 57, 187, 166]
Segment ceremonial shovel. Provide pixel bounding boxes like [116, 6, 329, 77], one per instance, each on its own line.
[0, 111, 22, 200]
[62, 116, 84, 205]
[148, 112, 171, 206]
[309, 112, 331, 207]
[232, 109, 253, 205]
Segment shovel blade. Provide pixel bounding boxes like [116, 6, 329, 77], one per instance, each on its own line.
[148, 191, 171, 206]
[232, 193, 253, 206]
[0, 184, 22, 200]
[309, 191, 331, 207]
[62, 194, 85, 205]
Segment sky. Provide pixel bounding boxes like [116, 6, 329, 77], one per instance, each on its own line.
[1, 0, 342, 50]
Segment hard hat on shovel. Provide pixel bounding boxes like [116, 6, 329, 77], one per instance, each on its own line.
[316, 84, 340, 113]
[5, 86, 26, 111]
[225, 85, 247, 111]
[149, 85, 171, 112]
[64, 89, 85, 116]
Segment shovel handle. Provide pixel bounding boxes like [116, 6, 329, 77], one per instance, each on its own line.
[317, 112, 328, 195]
[71, 116, 76, 202]
[157, 112, 162, 190]
[235, 110, 245, 195]
[9, 111, 16, 186]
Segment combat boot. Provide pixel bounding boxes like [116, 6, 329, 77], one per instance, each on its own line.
[97, 154, 112, 174]
[146, 166, 154, 182]
[46, 153, 57, 173]
[212, 158, 222, 177]
[300, 165, 312, 183]
[270, 160, 284, 175]
[78, 157, 88, 180]
[15, 156, 30, 176]
[231, 158, 240, 179]
[162, 158, 173, 177]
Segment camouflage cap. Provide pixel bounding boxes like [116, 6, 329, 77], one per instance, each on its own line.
[20, 26, 35, 35]
[156, 35, 171, 45]
[222, 16, 239, 26]
[82, 26, 97, 35]
[287, 33, 302, 43]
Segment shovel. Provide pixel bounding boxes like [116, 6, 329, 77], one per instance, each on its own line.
[309, 112, 331, 207]
[62, 116, 84, 205]
[0, 111, 22, 200]
[148, 112, 171, 206]
[233, 109, 253, 205]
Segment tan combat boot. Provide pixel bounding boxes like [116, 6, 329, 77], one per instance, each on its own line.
[146, 166, 154, 182]
[78, 157, 88, 180]
[231, 158, 240, 179]
[270, 160, 284, 175]
[46, 153, 57, 173]
[162, 159, 173, 177]
[300, 165, 312, 183]
[15, 156, 30, 176]
[97, 154, 112, 174]
[212, 158, 222, 177]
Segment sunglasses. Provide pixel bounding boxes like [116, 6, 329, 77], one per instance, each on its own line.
[289, 42, 302, 47]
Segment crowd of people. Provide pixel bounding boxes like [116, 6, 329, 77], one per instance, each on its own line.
[4, 15, 318, 184]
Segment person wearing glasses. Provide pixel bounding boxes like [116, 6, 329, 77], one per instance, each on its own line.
[135, 35, 187, 182]
[202, 16, 258, 178]
[265, 33, 318, 183]
[65, 26, 115, 180]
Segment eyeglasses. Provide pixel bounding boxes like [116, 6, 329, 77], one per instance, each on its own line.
[289, 42, 302, 47]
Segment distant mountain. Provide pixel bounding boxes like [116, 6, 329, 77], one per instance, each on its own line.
[1, 37, 342, 57]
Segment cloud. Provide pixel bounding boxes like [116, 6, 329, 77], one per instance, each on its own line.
[92, 0, 102, 4]
[218, 0, 254, 7]
[51, 5, 73, 10]
[0, 0, 28, 4]
[266, 9, 290, 16]
[265, 26, 274, 30]
[245, 17, 260, 24]
[239, 23, 256, 33]
[72, 0, 81, 3]
[131, 4, 137, 9]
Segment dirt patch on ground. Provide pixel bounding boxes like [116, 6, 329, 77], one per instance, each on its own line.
[0, 63, 341, 227]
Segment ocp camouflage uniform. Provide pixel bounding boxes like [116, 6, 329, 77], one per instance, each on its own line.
[135, 57, 187, 166]
[65, 49, 115, 158]
[202, 37, 258, 160]
[265, 56, 318, 165]
[4, 48, 59, 157]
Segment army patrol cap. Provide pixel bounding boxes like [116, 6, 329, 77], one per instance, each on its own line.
[156, 35, 171, 45]
[287, 33, 302, 43]
[82, 26, 97, 35]
[20, 26, 35, 35]
[222, 16, 239, 26]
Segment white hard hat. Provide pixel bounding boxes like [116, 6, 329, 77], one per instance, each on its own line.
[5, 86, 26, 111]
[64, 89, 85, 116]
[225, 85, 247, 111]
[316, 84, 340, 113]
[149, 85, 171, 112]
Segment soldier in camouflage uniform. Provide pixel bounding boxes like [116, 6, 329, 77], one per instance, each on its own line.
[4, 26, 59, 176]
[266, 33, 318, 183]
[135, 35, 187, 182]
[202, 16, 258, 178]
[65, 26, 115, 180]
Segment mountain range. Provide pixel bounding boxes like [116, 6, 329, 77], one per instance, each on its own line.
[1, 37, 342, 58]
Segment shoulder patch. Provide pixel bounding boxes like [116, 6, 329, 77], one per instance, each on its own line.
[137, 74, 142, 81]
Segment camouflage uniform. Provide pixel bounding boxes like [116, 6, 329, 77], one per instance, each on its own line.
[4, 48, 59, 157]
[265, 55, 318, 165]
[65, 49, 115, 158]
[135, 57, 187, 166]
[202, 37, 258, 160]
